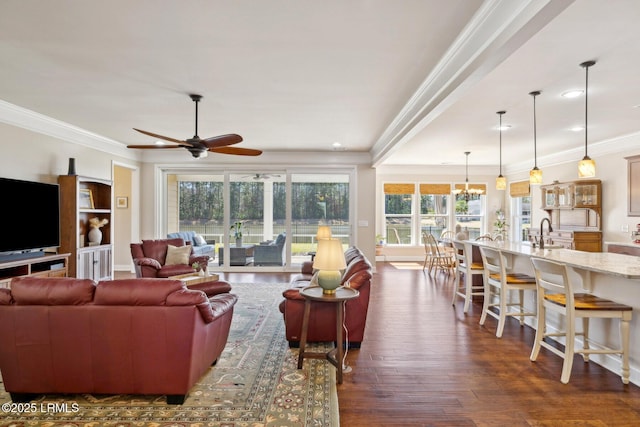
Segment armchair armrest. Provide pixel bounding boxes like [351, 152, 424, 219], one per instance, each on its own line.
[282, 288, 307, 301]
[189, 255, 210, 266]
[132, 257, 162, 270]
[300, 261, 315, 275]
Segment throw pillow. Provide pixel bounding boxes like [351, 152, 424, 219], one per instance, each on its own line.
[165, 244, 191, 265]
[193, 234, 207, 246]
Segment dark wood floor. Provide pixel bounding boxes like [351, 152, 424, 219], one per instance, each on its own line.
[118, 264, 640, 426]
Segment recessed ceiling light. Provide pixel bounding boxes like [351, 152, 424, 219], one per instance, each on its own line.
[154, 140, 165, 145]
[498, 124, 511, 131]
[569, 126, 584, 132]
[561, 89, 584, 98]
[332, 142, 342, 147]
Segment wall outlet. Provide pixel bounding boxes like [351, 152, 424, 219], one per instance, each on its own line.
[622, 224, 629, 232]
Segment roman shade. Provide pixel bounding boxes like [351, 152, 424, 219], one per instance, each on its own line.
[510, 180, 530, 197]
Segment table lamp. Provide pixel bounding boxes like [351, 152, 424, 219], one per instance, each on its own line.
[313, 238, 346, 294]
[316, 225, 332, 240]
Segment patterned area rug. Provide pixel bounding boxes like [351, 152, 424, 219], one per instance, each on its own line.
[0, 282, 339, 426]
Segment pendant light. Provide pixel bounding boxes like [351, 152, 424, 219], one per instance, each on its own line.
[529, 90, 543, 185]
[496, 110, 507, 190]
[578, 60, 596, 178]
[453, 151, 483, 201]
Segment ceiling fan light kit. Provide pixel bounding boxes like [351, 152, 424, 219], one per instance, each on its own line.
[127, 94, 262, 158]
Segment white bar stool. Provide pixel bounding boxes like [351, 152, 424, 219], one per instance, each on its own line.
[479, 246, 537, 338]
[530, 257, 633, 384]
[451, 240, 484, 313]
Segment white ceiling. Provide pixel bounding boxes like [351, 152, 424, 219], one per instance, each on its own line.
[1, 0, 639, 170]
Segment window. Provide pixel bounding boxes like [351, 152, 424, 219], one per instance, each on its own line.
[453, 183, 487, 240]
[512, 196, 532, 241]
[290, 174, 350, 257]
[384, 184, 414, 245]
[509, 180, 532, 241]
[419, 184, 451, 240]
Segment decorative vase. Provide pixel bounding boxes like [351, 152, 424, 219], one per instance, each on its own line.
[67, 158, 77, 175]
[88, 227, 102, 245]
[235, 237, 242, 247]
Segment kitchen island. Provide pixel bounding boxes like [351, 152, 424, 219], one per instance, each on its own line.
[466, 239, 640, 385]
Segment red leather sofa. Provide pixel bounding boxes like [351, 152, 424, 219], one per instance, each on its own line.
[279, 246, 372, 348]
[0, 276, 237, 404]
[130, 238, 232, 296]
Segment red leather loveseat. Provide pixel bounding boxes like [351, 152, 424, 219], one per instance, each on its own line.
[0, 276, 237, 404]
[279, 246, 372, 348]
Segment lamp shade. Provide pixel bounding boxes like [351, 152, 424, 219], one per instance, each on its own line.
[316, 225, 332, 240]
[530, 167, 543, 185]
[314, 238, 346, 294]
[578, 157, 596, 178]
[313, 238, 346, 271]
[496, 175, 507, 190]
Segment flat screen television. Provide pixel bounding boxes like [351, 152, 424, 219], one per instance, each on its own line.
[0, 177, 60, 260]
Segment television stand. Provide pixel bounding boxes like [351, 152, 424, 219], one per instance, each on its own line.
[0, 253, 70, 289]
[0, 250, 47, 263]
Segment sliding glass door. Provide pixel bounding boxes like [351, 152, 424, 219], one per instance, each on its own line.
[163, 169, 352, 269]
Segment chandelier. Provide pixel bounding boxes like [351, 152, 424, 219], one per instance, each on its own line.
[454, 151, 484, 202]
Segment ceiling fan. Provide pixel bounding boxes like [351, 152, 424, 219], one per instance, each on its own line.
[127, 94, 262, 159]
[243, 173, 282, 180]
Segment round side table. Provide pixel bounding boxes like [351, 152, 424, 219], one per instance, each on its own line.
[297, 285, 359, 384]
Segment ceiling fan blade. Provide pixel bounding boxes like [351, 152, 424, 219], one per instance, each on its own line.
[201, 133, 243, 149]
[133, 128, 186, 145]
[126, 144, 184, 149]
[210, 146, 263, 156]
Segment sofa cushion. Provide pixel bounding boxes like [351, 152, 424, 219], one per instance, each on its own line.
[275, 233, 286, 246]
[165, 244, 192, 265]
[94, 278, 185, 305]
[10, 277, 96, 305]
[193, 234, 207, 246]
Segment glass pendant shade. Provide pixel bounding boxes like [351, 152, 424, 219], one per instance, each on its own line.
[578, 60, 596, 178]
[578, 156, 596, 178]
[496, 110, 506, 190]
[530, 167, 543, 184]
[529, 91, 542, 185]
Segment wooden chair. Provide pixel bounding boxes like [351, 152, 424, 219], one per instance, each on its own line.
[478, 246, 537, 338]
[423, 233, 455, 275]
[440, 230, 455, 241]
[451, 240, 485, 313]
[475, 234, 494, 241]
[529, 257, 632, 384]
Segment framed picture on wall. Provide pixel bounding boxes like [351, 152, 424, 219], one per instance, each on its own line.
[116, 196, 128, 209]
[79, 189, 94, 209]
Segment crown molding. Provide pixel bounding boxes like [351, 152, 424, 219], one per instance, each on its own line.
[0, 99, 137, 160]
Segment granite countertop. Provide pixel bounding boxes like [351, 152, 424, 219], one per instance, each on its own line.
[605, 241, 640, 248]
[467, 240, 640, 280]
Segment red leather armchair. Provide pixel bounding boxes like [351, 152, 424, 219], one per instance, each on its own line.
[0, 276, 237, 404]
[279, 247, 372, 348]
[130, 238, 210, 278]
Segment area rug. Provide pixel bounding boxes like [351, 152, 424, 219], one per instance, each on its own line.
[0, 282, 339, 427]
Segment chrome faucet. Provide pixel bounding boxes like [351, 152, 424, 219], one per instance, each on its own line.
[539, 217, 553, 249]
